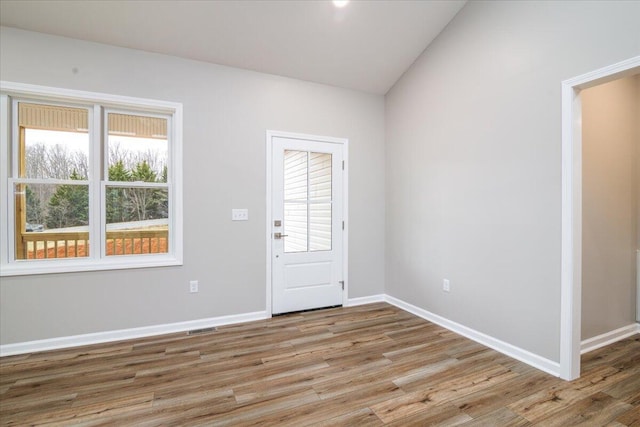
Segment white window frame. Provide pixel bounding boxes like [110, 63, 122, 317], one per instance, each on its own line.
[0, 81, 183, 276]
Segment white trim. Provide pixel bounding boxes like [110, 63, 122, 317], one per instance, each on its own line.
[1, 256, 183, 277]
[265, 131, 274, 316]
[581, 324, 640, 354]
[342, 142, 349, 308]
[0, 310, 268, 357]
[265, 130, 349, 316]
[384, 295, 561, 377]
[560, 78, 582, 381]
[0, 294, 568, 378]
[0, 81, 180, 112]
[560, 56, 640, 380]
[346, 294, 386, 306]
[0, 94, 10, 268]
[170, 104, 184, 265]
[92, 104, 103, 260]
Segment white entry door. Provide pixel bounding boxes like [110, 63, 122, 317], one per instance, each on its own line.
[270, 134, 345, 314]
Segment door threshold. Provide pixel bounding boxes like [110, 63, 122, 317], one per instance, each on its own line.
[273, 305, 343, 317]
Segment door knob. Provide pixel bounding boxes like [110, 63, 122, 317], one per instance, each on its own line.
[274, 232, 289, 239]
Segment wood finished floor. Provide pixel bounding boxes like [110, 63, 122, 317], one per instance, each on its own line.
[1, 303, 638, 426]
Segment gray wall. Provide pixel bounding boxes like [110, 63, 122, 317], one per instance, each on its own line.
[385, 1, 640, 362]
[581, 75, 639, 340]
[2, 1, 640, 364]
[0, 27, 386, 344]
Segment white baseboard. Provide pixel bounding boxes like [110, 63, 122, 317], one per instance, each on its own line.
[581, 323, 640, 355]
[383, 295, 561, 377]
[0, 292, 574, 379]
[0, 310, 268, 357]
[346, 294, 386, 306]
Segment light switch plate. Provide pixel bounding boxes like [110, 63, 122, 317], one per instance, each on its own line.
[232, 209, 249, 221]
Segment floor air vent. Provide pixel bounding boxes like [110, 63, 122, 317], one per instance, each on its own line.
[187, 327, 217, 335]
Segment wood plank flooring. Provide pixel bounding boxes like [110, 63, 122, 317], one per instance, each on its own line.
[1, 303, 638, 426]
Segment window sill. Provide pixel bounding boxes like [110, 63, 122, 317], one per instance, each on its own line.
[0, 255, 183, 277]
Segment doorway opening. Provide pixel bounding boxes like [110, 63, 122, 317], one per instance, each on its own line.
[560, 56, 640, 380]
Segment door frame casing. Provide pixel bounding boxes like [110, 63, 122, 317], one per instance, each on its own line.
[560, 55, 640, 380]
[265, 130, 349, 317]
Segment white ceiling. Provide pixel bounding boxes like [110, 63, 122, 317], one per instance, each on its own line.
[0, 0, 465, 95]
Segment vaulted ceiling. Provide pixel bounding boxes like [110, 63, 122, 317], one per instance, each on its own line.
[0, 0, 465, 94]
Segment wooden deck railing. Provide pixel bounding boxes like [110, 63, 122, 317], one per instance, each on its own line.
[106, 229, 168, 256]
[19, 229, 168, 259]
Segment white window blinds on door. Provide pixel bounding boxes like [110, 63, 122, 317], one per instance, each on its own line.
[283, 150, 332, 253]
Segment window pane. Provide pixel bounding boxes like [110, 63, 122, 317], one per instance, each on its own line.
[284, 203, 307, 253]
[108, 113, 168, 183]
[284, 150, 307, 200]
[19, 103, 89, 180]
[310, 203, 332, 251]
[283, 151, 333, 253]
[14, 182, 89, 259]
[309, 152, 331, 201]
[105, 186, 169, 256]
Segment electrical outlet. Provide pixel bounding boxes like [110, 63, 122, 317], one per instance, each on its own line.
[443, 279, 450, 292]
[190, 280, 199, 293]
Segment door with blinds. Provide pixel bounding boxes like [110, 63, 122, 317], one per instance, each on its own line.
[270, 134, 344, 314]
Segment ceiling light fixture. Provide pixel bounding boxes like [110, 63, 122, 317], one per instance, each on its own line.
[332, 0, 349, 8]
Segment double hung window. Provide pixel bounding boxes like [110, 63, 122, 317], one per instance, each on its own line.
[0, 82, 182, 276]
